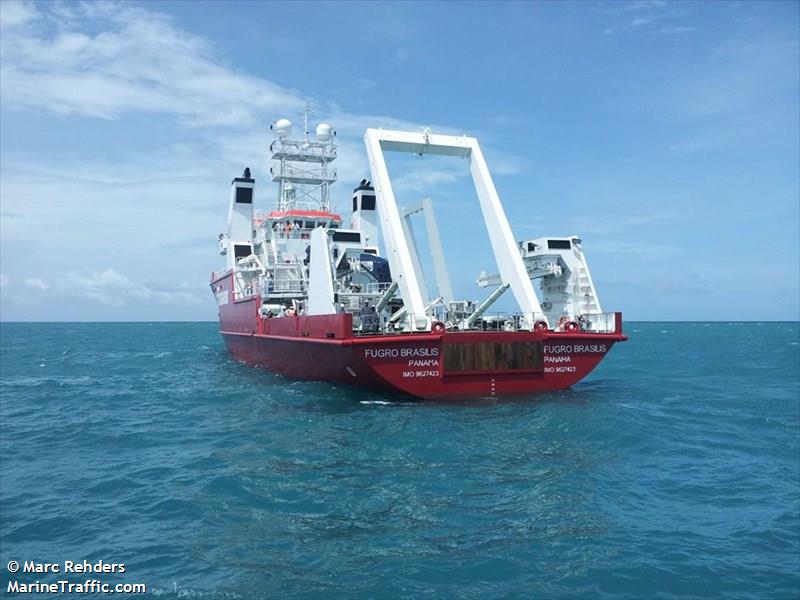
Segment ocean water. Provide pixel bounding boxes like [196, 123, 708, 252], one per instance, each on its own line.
[0, 322, 798, 599]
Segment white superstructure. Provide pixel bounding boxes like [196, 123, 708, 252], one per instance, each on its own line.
[478, 235, 604, 330]
[216, 112, 615, 334]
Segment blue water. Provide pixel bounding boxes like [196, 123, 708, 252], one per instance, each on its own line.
[1, 322, 798, 599]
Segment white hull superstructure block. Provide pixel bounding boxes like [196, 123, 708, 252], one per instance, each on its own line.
[364, 128, 547, 331]
[226, 175, 255, 271]
[477, 235, 603, 329]
[307, 227, 336, 315]
[522, 236, 602, 321]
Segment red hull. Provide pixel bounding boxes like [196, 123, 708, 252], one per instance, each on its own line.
[212, 273, 626, 400]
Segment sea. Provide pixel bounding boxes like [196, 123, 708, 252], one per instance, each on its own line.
[0, 322, 798, 599]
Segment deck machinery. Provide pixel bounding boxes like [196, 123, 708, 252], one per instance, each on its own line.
[212, 113, 626, 399]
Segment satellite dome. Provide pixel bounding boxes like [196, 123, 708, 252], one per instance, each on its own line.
[316, 123, 334, 142]
[273, 118, 292, 139]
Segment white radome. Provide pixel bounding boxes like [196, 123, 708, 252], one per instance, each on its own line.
[316, 123, 333, 142]
[274, 118, 293, 139]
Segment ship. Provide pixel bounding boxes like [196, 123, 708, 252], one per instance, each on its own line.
[211, 109, 627, 400]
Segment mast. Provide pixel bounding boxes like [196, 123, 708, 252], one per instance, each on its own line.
[269, 107, 337, 212]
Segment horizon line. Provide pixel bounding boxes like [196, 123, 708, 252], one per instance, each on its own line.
[1, 320, 798, 324]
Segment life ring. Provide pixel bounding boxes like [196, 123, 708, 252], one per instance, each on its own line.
[432, 321, 446, 334]
[534, 320, 548, 332]
[566, 321, 580, 332]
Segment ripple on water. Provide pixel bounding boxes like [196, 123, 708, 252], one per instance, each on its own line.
[0, 322, 798, 599]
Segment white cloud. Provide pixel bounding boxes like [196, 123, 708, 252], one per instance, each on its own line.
[0, 1, 529, 320]
[0, 0, 500, 205]
[0, 2, 463, 137]
[0, 2, 303, 126]
[627, 16, 656, 30]
[485, 152, 524, 176]
[392, 168, 465, 195]
[0, 0, 519, 182]
[675, 37, 799, 119]
[0, 1, 39, 28]
[516, 217, 548, 231]
[53, 269, 203, 307]
[589, 241, 681, 260]
[24, 277, 48, 290]
[566, 212, 678, 235]
[603, 1, 694, 36]
[659, 25, 696, 34]
[624, 1, 666, 10]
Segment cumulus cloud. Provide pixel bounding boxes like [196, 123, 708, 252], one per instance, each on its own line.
[0, 0, 526, 193]
[392, 167, 466, 195]
[52, 269, 203, 307]
[0, 1, 527, 320]
[0, 2, 304, 126]
[0, 2, 504, 156]
[0, 2, 458, 137]
[0, 0, 511, 209]
[0, 1, 38, 28]
[24, 277, 49, 291]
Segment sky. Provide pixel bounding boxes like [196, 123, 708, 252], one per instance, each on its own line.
[0, 0, 798, 322]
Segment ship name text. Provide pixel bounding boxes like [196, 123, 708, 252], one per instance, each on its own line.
[364, 346, 440, 359]
[544, 344, 607, 354]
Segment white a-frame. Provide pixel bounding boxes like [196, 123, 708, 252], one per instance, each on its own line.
[364, 128, 547, 332]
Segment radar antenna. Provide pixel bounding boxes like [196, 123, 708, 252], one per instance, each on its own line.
[269, 105, 337, 212]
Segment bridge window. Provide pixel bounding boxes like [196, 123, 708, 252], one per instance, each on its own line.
[547, 240, 571, 250]
[235, 187, 252, 204]
[332, 231, 361, 243]
[234, 244, 251, 259]
[361, 195, 376, 211]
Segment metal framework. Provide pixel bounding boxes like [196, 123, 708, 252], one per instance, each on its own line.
[364, 128, 547, 331]
[403, 198, 454, 304]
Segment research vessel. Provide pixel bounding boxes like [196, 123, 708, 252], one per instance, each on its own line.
[211, 111, 626, 399]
